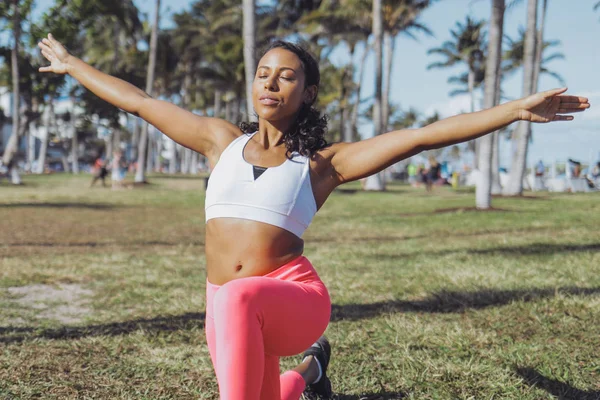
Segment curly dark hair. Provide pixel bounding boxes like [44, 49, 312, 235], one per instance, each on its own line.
[239, 40, 329, 159]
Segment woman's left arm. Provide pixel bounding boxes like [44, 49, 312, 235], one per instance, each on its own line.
[329, 88, 590, 184]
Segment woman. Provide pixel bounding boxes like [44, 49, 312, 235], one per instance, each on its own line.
[38, 34, 589, 400]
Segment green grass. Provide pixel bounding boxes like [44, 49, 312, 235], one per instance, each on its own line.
[1, 173, 599, 399]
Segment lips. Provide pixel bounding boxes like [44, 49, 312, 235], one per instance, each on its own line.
[259, 95, 280, 106]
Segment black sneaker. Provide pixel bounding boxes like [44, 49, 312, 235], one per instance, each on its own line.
[302, 336, 332, 399]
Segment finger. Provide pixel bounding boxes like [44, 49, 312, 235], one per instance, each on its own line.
[48, 33, 62, 49]
[41, 50, 54, 61]
[559, 95, 589, 103]
[553, 115, 574, 121]
[39, 66, 53, 72]
[38, 42, 53, 53]
[543, 87, 568, 98]
[558, 103, 591, 110]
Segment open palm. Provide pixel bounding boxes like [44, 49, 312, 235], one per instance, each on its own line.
[521, 88, 590, 123]
[38, 34, 70, 75]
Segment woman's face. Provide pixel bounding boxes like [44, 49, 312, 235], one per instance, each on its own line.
[252, 48, 315, 123]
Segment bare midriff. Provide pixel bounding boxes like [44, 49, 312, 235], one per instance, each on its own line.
[205, 218, 305, 286]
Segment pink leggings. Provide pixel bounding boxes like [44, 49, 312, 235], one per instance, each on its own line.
[205, 255, 331, 400]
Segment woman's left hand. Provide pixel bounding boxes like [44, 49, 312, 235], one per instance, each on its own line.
[520, 87, 590, 123]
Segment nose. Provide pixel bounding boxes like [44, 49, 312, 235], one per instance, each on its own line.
[264, 75, 278, 91]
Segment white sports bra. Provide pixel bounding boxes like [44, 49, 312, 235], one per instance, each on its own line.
[205, 132, 317, 238]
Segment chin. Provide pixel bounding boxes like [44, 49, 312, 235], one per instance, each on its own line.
[256, 107, 291, 122]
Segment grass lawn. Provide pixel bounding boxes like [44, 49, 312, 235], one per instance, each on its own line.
[1, 173, 599, 399]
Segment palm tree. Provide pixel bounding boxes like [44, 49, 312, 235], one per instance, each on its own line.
[363, 0, 385, 191]
[504, 0, 539, 195]
[135, 0, 160, 183]
[476, 0, 505, 209]
[299, 0, 371, 142]
[243, 0, 256, 122]
[171, 10, 210, 174]
[1, 0, 29, 184]
[392, 106, 420, 130]
[502, 29, 565, 86]
[427, 16, 486, 168]
[382, 0, 433, 131]
[427, 16, 486, 115]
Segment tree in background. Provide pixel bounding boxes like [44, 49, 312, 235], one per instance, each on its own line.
[476, 0, 505, 209]
[382, 0, 433, 132]
[503, 0, 538, 195]
[1, 0, 33, 184]
[243, 0, 256, 123]
[427, 16, 486, 167]
[363, 0, 385, 190]
[135, 0, 160, 183]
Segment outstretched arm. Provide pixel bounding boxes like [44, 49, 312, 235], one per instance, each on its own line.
[329, 88, 590, 184]
[38, 33, 238, 158]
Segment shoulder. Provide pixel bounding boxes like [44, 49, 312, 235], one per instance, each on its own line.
[207, 125, 247, 161]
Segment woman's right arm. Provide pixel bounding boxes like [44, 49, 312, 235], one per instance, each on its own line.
[38, 34, 238, 158]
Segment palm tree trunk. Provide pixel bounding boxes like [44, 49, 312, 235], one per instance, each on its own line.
[342, 45, 356, 142]
[467, 69, 479, 169]
[468, 69, 475, 113]
[106, 133, 113, 164]
[476, 0, 505, 209]
[382, 31, 395, 132]
[2, 0, 21, 185]
[532, 0, 547, 94]
[504, 0, 537, 195]
[71, 129, 79, 174]
[71, 101, 80, 174]
[350, 44, 369, 142]
[214, 89, 222, 118]
[113, 128, 121, 154]
[168, 139, 177, 174]
[363, 0, 385, 191]
[26, 121, 34, 172]
[135, 0, 160, 183]
[190, 151, 198, 174]
[36, 102, 53, 174]
[491, 73, 503, 194]
[131, 116, 140, 161]
[491, 132, 502, 193]
[243, 0, 256, 122]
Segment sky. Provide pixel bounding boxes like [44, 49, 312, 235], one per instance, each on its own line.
[30, 0, 600, 167]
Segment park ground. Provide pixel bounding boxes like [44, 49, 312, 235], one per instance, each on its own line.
[1, 174, 599, 399]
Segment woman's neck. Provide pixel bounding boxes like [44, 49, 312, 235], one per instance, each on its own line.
[256, 118, 293, 150]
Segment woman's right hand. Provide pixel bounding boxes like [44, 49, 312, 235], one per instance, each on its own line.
[38, 33, 71, 75]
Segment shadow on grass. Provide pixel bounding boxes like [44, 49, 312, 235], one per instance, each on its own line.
[3, 286, 598, 344]
[373, 242, 600, 260]
[0, 202, 118, 210]
[308, 226, 554, 245]
[469, 243, 600, 256]
[515, 366, 600, 400]
[0, 312, 205, 344]
[334, 392, 407, 399]
[331, 286, 600, 320]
